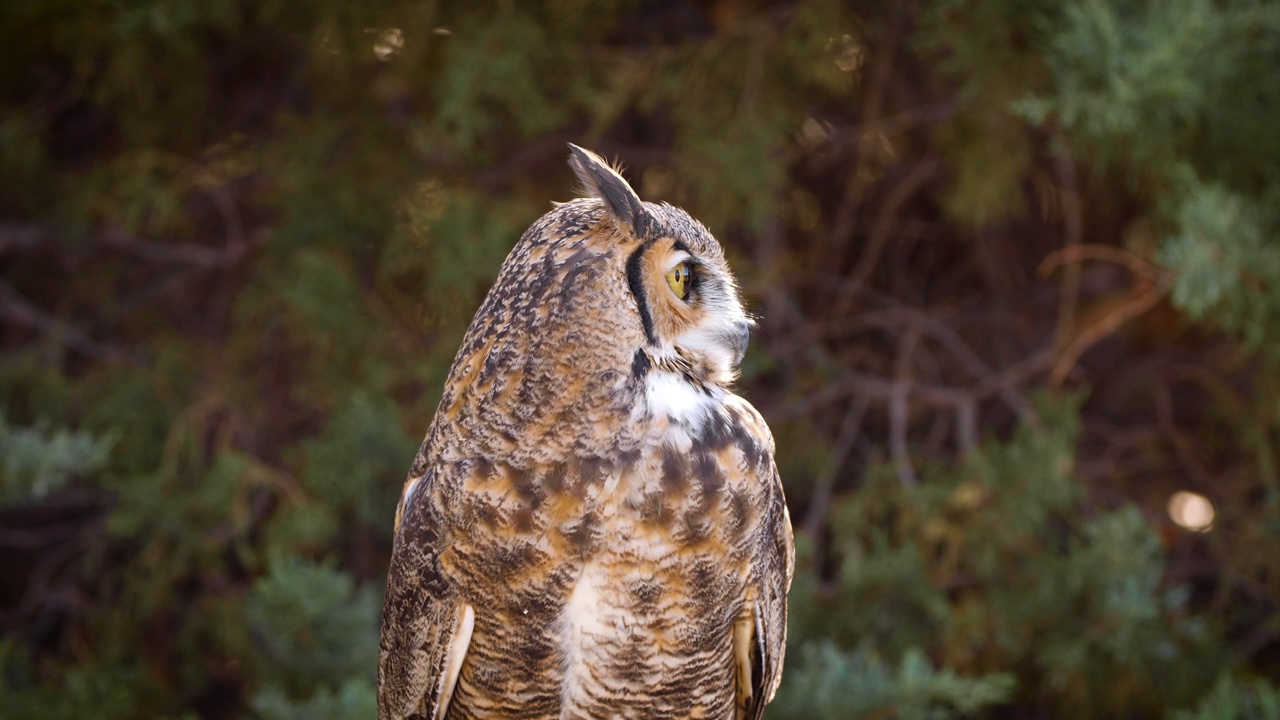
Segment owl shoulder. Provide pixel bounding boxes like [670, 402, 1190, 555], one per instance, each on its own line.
[720, 393, 776, 458]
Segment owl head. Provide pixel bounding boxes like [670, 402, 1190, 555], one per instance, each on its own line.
[566, 144, 752, 390]
[435, 145, 753, 462]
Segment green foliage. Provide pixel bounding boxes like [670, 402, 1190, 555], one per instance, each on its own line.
[1174, 674, 1280, 720]
[1158, 179, 1280, 349]
[775, 642, 1014, 720]
[300, 390, 418, 530]
[245, 553, 380, 701]
[250, 677, 376, 720]
[430, 4, 568, 153]
[1019, 0, 1231, 167]
[0, 639, 147, 720]
[1014, 0, 1280, 350]
[0, 413, 116, 502]
[2, 0, 1278, 718]
[418, 190, 538, 312]
[787, 399, 1224, 717]
[918, 1, 1049, 227]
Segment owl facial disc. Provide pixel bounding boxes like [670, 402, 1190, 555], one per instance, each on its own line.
[567, 144, 753, 391]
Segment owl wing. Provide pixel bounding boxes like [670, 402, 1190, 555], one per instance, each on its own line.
[749, 463, 794, 719]
[729, 398, 795, 720]
[378, 468, 474, 720]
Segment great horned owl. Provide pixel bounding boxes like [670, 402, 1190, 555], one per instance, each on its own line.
[379, 145, 793, 720]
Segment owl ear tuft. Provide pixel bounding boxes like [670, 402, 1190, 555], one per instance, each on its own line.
[567, 144, 653, 240]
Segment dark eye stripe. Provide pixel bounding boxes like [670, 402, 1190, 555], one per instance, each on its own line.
[626, 243, 657, 345]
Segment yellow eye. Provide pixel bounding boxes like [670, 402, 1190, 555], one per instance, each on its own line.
[665, 262, 691, 300]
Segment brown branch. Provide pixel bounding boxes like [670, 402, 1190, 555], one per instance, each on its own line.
[1152, 381, 1215, 490]
[955, 397, 978, 454]
[478, 131, 585, 190]
[809, 102, 960, 160]
[827, 166, 872, 263]
[921, 320, 1040, 424]
[859, 2, 907, 131]
[1236, 615, 1280, 661]
[802, 394, 870, 541]
[0, 279, 119, 359]
[196, 175, 247, 257]
[1038, 243, 1164, 280]
[1, 515, 104, 633]
[891, 325, 921, 487]
[1049, 278, 1170, 386]
[0, 516, 97, 547]
[972, 346, 1055, 406]
[1051, 135, 1084, 351]
[825, 4, 908, 261]
[776, 300, 1043, 425]
[0, 223, 50, 255]
[100, 228, 248, 268]
[1161, 365, 1278, 490]
[1036, 240, 1172, 385]
[835, 157, 941, 312]
[1076, 422, 1167, 484]
[780, 342, 1054, 422]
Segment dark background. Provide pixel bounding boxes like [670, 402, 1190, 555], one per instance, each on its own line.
[2, 1, 1278, 718]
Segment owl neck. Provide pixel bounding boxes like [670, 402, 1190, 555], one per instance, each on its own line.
[644, 369, 720, 425]
[634, 344, 725, 433]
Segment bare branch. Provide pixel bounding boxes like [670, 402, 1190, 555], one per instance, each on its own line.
[891, 325, 921, 487]
[802, 394, 870, 541]
[955, 397, 978, 454]
[809, 102, 960, 160]
[0, 223, 50, 255]
[1049, 278, 1170, 386]
[1152, 381, 1216, 492]
[0, 279, 119, 359]
[1051, 135, 1084, 352]
[1039, 243, 1165, 280]
[835, 157, 941, 313]
[100, 228, 249, 268]
[825, 5, 909, 261]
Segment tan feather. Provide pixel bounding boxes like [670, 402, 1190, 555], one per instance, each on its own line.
[378, 146, 793, 720]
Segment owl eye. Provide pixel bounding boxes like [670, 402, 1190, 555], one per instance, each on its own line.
[665, 262, 691, 300]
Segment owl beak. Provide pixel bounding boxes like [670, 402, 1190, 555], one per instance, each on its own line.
[729, 320, 751, 366]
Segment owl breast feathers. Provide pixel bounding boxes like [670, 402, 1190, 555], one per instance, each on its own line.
[379, 145, 794, 720]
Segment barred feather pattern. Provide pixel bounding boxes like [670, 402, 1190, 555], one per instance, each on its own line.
[379, 165, 792, 720]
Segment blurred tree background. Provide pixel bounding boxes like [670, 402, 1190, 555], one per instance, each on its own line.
[2, 0, 1279, 717]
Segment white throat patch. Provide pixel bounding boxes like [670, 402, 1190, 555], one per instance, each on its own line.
[644, 369, 718, 428]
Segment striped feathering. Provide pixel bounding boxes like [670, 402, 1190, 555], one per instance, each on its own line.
[379, 145, 793, 720]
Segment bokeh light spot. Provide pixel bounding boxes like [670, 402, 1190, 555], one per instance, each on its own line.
[1168, 491, 1215, 532]
[374, 28, 404, 60]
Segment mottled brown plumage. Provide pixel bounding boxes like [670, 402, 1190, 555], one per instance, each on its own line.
[379, 145, 793, 720]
